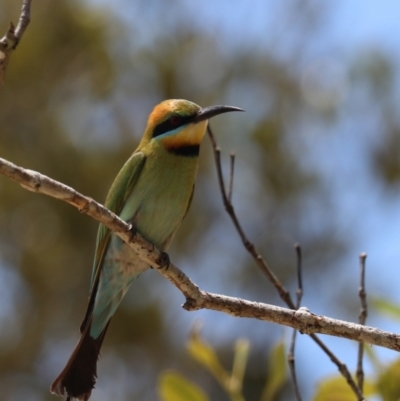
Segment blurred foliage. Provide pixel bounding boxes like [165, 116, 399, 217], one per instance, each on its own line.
[372, 126, 400, 187]
[161, 331, 285, 401]
[376, 359, 400, 401]
[312, 375, 374, 401]
[260, 342, 286, 401]
[159, 371, 210, 401]
[0, 0, 400, 400]
[167, 332, 400, 401]
[182, 332, 400, 401]
[312, 348, 400, 401]
[352, 50, 400, 189]
[311, 302, 400, 401]
[186, 326, 250, 401]
[372, 297, 400, 321]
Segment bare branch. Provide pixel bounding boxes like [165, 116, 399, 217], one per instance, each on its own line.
[0, 0, 32, 89]
[14, 0, 32, 41]
[228, 150, 235, 202]
[183, 299, 400, 354]
[295, 244, 303, 304]
[206, 126, 365, 401]
[288, 244, 303, 401]
[357, 253, 368, 392]
[310, 333, 365, 399]
[207, 125, 295, 307]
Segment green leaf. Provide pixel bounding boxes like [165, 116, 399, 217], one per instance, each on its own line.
[230, 338, 250, 393]
[376, 358, 400, 401]
[260, 341, 287, 401]
[187, 330, 230, 386]
[372, 298, 400, 320]
[158, 370, 210, 401]
[312, 375, 375, 401]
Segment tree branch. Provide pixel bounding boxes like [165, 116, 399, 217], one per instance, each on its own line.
[357, 253, 368, 392]
[206, 127, 295, 307]
[206, 125, 365, 400]
[288, 244, 303, 401]
[0, 0, 32, 89]
[1, 156, 400, 359]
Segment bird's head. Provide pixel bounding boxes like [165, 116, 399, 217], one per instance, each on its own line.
[140, 99, 243, 156]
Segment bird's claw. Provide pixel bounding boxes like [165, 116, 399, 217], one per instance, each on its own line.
[156, 252, 170, 270]
[127, 223, 137, 240]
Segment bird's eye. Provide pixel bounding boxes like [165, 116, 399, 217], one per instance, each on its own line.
[170, 115, 182, 125]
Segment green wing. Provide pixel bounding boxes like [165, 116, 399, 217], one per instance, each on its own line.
[91, 151, 146, 287]
[183, 184, 195, 219]
[80, 151, 146, 332]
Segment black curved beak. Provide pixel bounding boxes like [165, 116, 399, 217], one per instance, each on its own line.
[194, 105, 244, 123]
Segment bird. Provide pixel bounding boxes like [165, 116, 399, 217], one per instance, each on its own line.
[50, 99, 243, 400]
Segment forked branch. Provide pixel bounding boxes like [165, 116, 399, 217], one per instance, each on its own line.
[206, 125, 366, 400]
[0, 0, 32, 89]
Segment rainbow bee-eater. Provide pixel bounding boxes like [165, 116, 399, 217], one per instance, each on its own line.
[50, 99, 242, 400]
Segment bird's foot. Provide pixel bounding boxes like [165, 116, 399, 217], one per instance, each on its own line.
[156, 252, 170, 270]
[127, 223, 137, 240]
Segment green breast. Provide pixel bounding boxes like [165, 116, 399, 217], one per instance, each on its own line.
[119, 143, 198, 250]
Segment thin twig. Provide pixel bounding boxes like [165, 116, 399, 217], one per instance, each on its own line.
[14, 0, 32, 41]
[295, 244, 303, 304]
[207, 126, 366, 401]
[288, 244, 303, 401]
[0, 0, 32, 89]
[310, 333, 365, 398]
[357, 253, 368, 392]
[207, 126, 295, 307]
[228, 150, 235, 202]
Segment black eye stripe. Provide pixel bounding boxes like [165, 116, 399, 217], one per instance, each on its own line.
[152, 115, 195, 138]
[168, 144, 200, 157]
